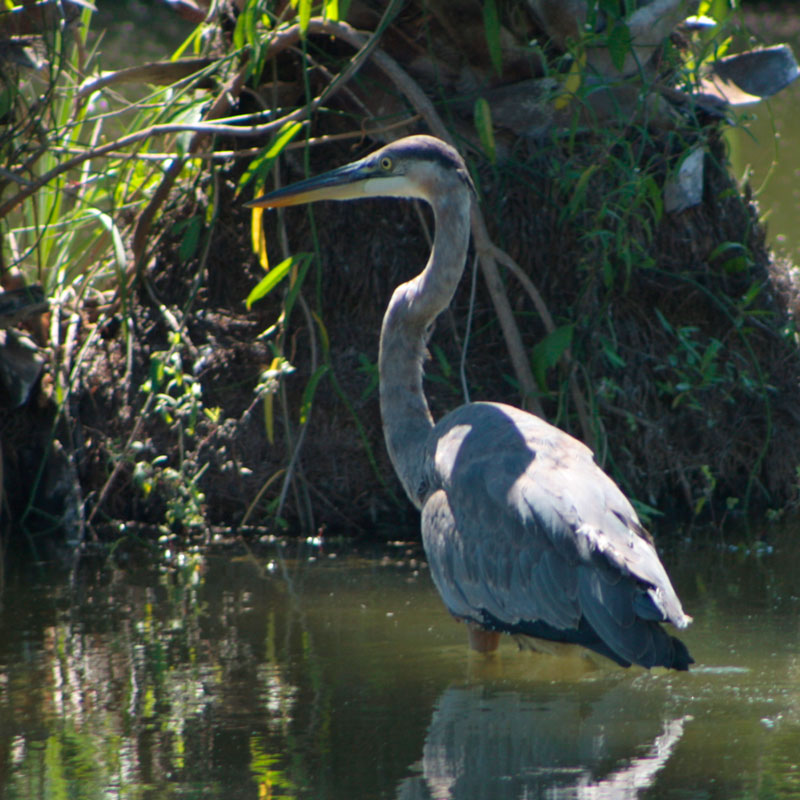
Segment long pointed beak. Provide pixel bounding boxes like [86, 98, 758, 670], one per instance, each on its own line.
[246, 161, 372, 209]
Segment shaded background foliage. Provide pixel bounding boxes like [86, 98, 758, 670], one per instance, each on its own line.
[2, 0, 800, 544]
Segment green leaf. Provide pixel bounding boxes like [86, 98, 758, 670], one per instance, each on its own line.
[642, 174, 663, 222]
[599, 336, 626, 369]
[324, 0, 339, 21]
[482, 0, 503, 75]
[86, 209, 128, 273]
[530, 324, 573, 390]
[654, 308, 673, 335]
[311, 309, 330, 356]
[739, 281, 761, 309]
[473, 97, 496, 163]
[298, 0, 311, 35]
[299, 365, 330, 425]
[565, 163, 600, 218]
[282, 253, 313, 321]
[233, 0, 256, 50]
[177, 216, 202, 262]
[238, 121, 304, 196]
[246, 256, 295, 308]
[607, 20, 632, 73]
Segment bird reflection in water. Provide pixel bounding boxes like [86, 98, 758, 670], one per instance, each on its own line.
[395, 685, 692, 800]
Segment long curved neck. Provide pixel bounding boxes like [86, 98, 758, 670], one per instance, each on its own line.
[379, 190, 472, 508]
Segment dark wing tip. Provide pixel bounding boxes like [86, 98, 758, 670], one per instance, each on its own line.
[476, 609, 694, 671]
[666, 634, 694, 671]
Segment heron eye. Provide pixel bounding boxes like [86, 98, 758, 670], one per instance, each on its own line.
[380, 157, 393, 171]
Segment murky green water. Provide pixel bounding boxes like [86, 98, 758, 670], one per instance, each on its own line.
[1, 530, 799, 799]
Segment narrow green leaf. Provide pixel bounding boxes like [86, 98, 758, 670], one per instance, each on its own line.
[311, 309, 330, 356]
[298, 0, 311, 34]
[708, 241, 745, 262]
[643, 174, 663, 222]
[599, 336, 626, 369]
[263, 356, 282, 444]
[482, 0, 503, 75]
[266, 121, 303, 159]
[566, 163, 600, 217]
[654, 308, 673, 335]
[530, 324, 573, 390]
[473, 97, 496, 163]
[177, 216, 202, 262]
[251, 203, 269, 270]
[299, 365, 330, 425]
[283, 253, 313, 321]
[607, 20, 632, 73]
[0, 87, 14, 120]
[246, 256, 295, 308]
[87, 209, 128, 273]
[740, 281, 761, 309]
[238, 121, 304, 196]
[324, 0, 339, 21]
[232, 4, 246, 49]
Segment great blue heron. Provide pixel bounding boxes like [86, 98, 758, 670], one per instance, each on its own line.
[248, 135, 693, 670]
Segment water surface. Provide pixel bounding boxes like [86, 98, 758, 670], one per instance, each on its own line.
[728, 7, 800, 261]
[0, 531, 799, 799]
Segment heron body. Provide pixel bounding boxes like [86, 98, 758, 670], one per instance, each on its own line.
[249, 135, 693, 670]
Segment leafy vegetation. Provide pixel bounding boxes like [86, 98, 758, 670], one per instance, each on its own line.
[2, 0, 799, 543]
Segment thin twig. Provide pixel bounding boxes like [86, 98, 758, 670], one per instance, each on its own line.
[49, 115, 422, 163]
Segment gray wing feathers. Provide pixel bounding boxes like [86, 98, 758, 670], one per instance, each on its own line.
[421, 402, 692, 667]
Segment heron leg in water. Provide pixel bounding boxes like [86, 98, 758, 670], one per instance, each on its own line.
[466, 621, 501, 653]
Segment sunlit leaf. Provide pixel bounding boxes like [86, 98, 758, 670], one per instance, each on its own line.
[324, 0, 339, 21]
[238, 121, 304, 196]
[172, 22, 205, 59]
[283, 253, 313, 321]
[232, 3, 246, 50]
[699, 0, 734, 24]
[298, 0, 311, 34]
[473, 97, 496, 163]
[267, 121, 304, 160]
[555, 55, 583, 110]
[246, 256, 297, 309]
[87, 209, 128, 273]
[250, 201, 269, 270]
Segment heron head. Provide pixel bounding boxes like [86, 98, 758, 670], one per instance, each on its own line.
[246, 135, 474, 210]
